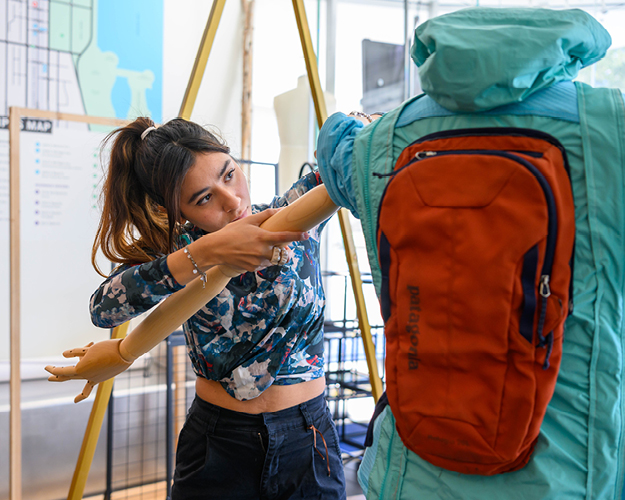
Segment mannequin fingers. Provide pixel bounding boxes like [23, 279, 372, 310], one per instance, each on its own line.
[74, 381, 95, 403]
[46, 373, 73, 382]
[63, 342, 94, 358]
[278, 247, 290, 266]
[269, 246, 293, 266]
[45, 364, 77, 378]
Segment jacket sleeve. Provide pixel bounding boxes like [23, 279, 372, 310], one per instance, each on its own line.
[316, 112, 363, 218]
[90, 255, 185, 328]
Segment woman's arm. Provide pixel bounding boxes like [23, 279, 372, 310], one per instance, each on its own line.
[90, 257, 183, 328]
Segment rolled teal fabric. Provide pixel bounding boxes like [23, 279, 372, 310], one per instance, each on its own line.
[412, 8, 611, 112]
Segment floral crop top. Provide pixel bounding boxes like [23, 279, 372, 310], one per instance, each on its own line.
[90, 172, 330, 401]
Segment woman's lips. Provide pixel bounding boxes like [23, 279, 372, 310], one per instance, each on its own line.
[232, 208, 249, 222]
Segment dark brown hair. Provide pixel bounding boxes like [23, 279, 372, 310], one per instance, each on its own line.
[92, 117, 230, 276]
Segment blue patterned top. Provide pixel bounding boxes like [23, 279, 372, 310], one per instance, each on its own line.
[90, 172, 330, 401]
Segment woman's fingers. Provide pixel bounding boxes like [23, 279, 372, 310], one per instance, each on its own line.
[266, 230, 309, 245]
[209, 208, 311, 271]
[268, 245, 295, 267]
[243, 208, 280, 225]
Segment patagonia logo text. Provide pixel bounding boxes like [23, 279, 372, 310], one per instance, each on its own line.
[406, 285, 421, 370]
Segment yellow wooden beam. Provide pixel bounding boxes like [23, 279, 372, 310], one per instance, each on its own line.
[338, 211, 384, 401]
[291, 0, 327, 125]
[179, 0, 227, 120]
[290, 2, 383, 401]
[67, 323, 130, 500]
[7, 107, 127, 127]
[9, 106, 22, 500]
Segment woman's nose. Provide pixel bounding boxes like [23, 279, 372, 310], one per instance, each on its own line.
[220, 188, 240, 212]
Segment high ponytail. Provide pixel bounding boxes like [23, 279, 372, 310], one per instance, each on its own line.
[91, 117, 230, 277]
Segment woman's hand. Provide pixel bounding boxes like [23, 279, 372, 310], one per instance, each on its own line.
[197, 208, 308, 272]
[168, 209, 307, 284]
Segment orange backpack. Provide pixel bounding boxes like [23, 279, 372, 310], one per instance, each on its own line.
[375, 128, 576, 475]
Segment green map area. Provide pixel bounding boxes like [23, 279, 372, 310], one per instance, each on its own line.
[1, 0, 163, 122]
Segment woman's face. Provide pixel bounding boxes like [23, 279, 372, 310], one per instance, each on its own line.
[179, 152, 251, 233]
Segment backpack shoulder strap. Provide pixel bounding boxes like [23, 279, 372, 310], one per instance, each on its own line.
[576, 81, 625, 277]
[575, 81, 625, 497]
[352, 94, 425, 294]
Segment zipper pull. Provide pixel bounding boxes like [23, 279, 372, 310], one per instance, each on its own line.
[373, 171, 398, 178]
[415, 151, 437, 160]
[374, 150, 438, 179]
[539, 275, 551, 298]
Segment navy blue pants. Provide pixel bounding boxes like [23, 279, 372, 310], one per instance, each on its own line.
[171, 392, 346, 500]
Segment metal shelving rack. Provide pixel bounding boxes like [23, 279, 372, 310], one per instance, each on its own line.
[323, 272, 385, 455]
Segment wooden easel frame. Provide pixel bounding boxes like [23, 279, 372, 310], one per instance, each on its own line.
[7, 2, 383, 499]
[8, 108, 128, 500]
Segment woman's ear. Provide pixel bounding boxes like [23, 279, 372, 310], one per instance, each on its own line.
[177, 208, 187, 225]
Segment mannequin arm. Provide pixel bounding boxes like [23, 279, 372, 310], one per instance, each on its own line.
[46, 185, 338, 402]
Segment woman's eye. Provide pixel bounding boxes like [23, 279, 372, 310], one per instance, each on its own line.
[225, 169, 235, 181]
[198, 193, 211, 205]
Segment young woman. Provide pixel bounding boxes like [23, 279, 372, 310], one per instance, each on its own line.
[88, 117, 346, 499]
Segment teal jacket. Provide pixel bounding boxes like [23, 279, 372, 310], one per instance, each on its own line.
[317, 8, 625, 499]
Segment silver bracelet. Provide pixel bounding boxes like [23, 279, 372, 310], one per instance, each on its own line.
[183, 246, 207, 288]
[348, 110, 372, 123]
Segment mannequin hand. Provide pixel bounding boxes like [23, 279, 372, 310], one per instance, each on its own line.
[45, 339, 133, 403]
[207, 208, 309, 271]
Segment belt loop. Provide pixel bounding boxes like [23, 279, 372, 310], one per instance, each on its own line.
[205, 403, 219, 434]
[299, 400, 314, 428]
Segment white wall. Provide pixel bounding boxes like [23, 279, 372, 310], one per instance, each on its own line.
[162, 0, 244, 150]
